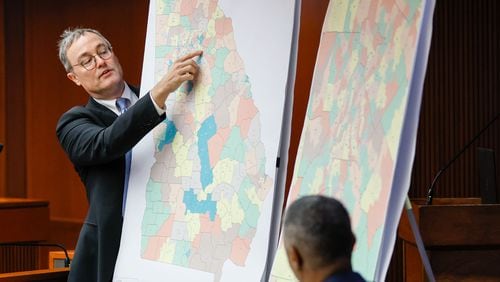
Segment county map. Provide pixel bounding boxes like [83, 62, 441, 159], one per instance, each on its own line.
[270, 0, 426, 280]
[140, 0, 273, 280]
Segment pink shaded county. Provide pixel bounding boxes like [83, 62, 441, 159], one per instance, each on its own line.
[366, 145, 392, 247]
[380, 0, 396, 15]
[215, 17, 233, 36]
[143, 236, 167, 260]
[208, 0, 217, 16]
[317, 34, 334, 72]
[338, 160, 349, 184]
[289, 178, 303, 202]
[367, 0, 380, 26]
[183, 112, 195, 131]
[199, 214, 223, 236]
[208, 127, 230, 168]
[157, 214, 175, 237]
[385, 81, 399, 106]
[180, 0, 196, 16]
[192, 233, 201, 249]
[230, 237, 251, 266]
[237, 97, 258, 138]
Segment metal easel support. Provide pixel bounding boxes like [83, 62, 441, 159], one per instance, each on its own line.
[405, 196, 435, 282]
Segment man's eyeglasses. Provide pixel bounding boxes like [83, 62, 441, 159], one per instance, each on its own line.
[73, 45, 113, 71]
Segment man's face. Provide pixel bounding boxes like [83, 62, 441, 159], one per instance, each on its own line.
[66, 32, 124, 99]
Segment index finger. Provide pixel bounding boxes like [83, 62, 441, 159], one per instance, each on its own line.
[178, 50, 203, 62]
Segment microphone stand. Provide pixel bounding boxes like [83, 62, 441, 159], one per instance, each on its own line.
[426, 110, 500, 205]
[0, 242, 71, 267]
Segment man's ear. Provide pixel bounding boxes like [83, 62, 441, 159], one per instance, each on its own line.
[286, 245, 304, 276]
[67, 72, 82, 86]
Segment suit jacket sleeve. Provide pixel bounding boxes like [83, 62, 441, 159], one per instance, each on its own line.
[56, 92, 166, 166]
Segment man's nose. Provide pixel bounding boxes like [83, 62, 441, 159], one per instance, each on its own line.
[95, 55, 107, 67]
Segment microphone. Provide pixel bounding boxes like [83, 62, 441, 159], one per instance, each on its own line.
[0, 242, 71, 267]
[426, 111, 500, 205]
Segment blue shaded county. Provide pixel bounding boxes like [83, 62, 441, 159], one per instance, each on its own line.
[158, 119, 178, 151]
[198, 115, 217, 189]
[220, 127, 245, 162]
[238, 178, 260, 236]
[141, 180, 171, 252]
[215, 48, 230, 68]
[173, 240, 191, 266]
[197, 33, 204, 45]
[180, 16, 191, 28]
[156, 45, 175, 58]
[183, 189, 217, 221]
[351, 211, 381, 281]
[207, 47, 231, 93]
[210, 67, 230, 95]
[160, 0, 174, 14]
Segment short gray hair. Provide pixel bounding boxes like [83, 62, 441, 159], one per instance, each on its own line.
[57, 27, 112, 72]
[283, 195, 355, 269]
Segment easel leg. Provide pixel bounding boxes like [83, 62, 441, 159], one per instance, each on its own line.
[405, 196, 435, 282]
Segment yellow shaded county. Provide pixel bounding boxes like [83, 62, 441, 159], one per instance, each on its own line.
[217, 196, 244, 231]
[185, 213, 201, 241]
[196, 189, 208, 201]
[327, 158, 342, 177]
[213, 6, 224, 19]
[213, 159, 237, 184]
[168, 13, 181, 27]
[156, 1, 166, 16]
[230, 195, 245, 224]
[323, 84, 335, 111]
[217, 198, 231, 231]
[310, 167, 325, 194]
[195, 89, 212, 121]
[360, 173, 382, 212]
[159, 238, 176, 263]
[246, 187, 263, 208]
[206, 18, 216, 38]
[346, 51, 360, 78]
[386, 102, 405, 159]
[172, 134, 194, 177]
[374, 81, 387, 109]
[195, 83, 210, 97]
[324, 0, 360, 32]
[393, 26, 405, 71]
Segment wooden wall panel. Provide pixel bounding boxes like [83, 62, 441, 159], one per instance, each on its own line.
[409, 0, 500, 199]
[0, 246, 39, 273]
[0, 0, 6, 196]
[23, 0, 149, 222]
[4, 0, 27, 198]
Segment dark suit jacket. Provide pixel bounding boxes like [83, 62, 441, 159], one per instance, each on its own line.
[324, 271, 366, 282]
[56, 86, 165, 282]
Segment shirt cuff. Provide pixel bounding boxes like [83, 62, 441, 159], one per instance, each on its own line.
[149, 93, 166, 115]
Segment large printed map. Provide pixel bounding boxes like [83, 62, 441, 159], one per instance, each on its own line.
[114, 0, 297, 281]
[270, 0, 430, 280]
[141, 0, 271, 279]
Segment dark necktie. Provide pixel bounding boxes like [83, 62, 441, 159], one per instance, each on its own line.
[116, 97, 131, 216]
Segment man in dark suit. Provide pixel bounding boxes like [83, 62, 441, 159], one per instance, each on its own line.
[56, 27, 202, 282]
[283, 195, 366, 282]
